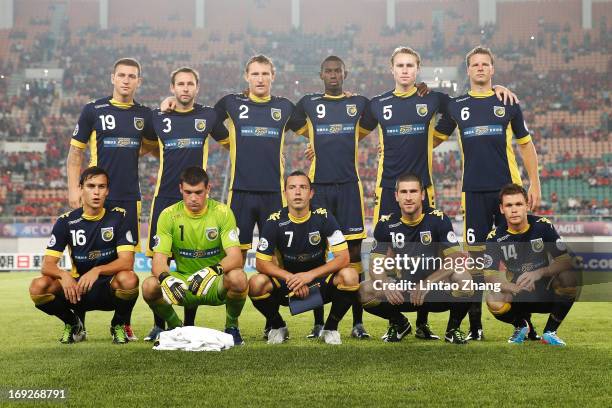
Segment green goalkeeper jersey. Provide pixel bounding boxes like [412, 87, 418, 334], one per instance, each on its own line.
[153, 199, 240, 276]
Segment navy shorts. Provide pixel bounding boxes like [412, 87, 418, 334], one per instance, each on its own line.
[106, 199, 141, 251]
[228, 190, 283, 249]
[462, 191, 505, 251]
[146, 196, 180, 256]
[312, 181, 365, 240]
[72, 275, 115, 312]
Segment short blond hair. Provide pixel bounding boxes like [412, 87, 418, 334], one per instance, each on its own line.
[466, 46, 495, 67]
[245, 54, 275, 74]
[390, 46, 421, 67]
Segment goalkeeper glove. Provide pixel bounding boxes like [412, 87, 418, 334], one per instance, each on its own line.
[159, 272, 187, 305]
[187, 264, 223, 297]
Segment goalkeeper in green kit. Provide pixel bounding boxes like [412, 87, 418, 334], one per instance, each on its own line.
[142, 166, 248, 345]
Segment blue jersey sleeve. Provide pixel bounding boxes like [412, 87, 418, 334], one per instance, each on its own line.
[255, 214, 279, 261]
[71, 104, 95, 148]
[510, 104, 531, 144]
[45, 214, 70, 257]
[359, 100, 378, 132]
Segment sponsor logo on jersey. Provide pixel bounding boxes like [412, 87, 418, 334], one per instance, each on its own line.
[177, 138, 190, 148]
[329, 124, 343, 133]
[531, 238, 544, 253]
[153, 235, 160, 249]
[258, 238, 269, 251]
[73, 124, 79, 136]
[48, 234, 56, 247]
[271, 108, 282, 121]
[255, 127, 269, 136]
[126, 230, 134, 244]
[346, 104, 357, 117]
[101, 227, 114, 242]
[195, 119, 207, 132]
[420, 231, 432, 245]
[400, 125, 414, 134]
[447, 231, 458, 243]
[309, 231, 321, 245]
[416, 104, 428, 117]
[134, 117, 144, 130]
[206, 227, 219, 241]
[494, 106, 505, 118]
[68, 218, 82, 225]
[229, 228, 239, 242]
[117, 137, 134, 147]
[88, 250, 102, 260]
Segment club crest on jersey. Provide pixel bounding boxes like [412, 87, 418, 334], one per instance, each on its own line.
[420, 231, 432, 245]
[101, 227, 114, 242]
[346, 104, 357, 117]
[134, 117, 144, 130]
[206, 227, 219, 241]
[531, 238, 544, 253]
[494, 106, 505, 118]
[271, 108, 282, 121]
[309, 231, 321, 246]
[416, 104, 428, 117]
[195, 119, 207, 132]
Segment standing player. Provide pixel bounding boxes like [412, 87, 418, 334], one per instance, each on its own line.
[292, 56, 370, 339]
[67, 57, 154, 340]
[142, 167, 247, 345]
[359, 173, 472, 344]
[29, 167, 139, 344]
[249, 171, 360, 344]
[141, 67, 228, 341]
[435, 46, 542, 340]
[483, 184, 576, 345]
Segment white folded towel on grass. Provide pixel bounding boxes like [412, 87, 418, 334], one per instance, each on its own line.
[153, 326, 234, 352]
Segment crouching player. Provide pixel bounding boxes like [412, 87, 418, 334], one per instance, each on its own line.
[141, 167, 247, 345]
[249, 171, 360, 345]
[484, 184, 577, 345]
[359, 173, 473, 344]
[30, 167, 139, 344]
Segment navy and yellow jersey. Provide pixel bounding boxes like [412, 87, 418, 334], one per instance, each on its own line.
[44, 206, 136, 278]
[71, 97, 154, 201]
[434, 90, 531, 192]
[372, 209, 462, 280]
[292, 93, 369, 184]
[214, 94, 303, 192]
[359, 88, 451, 189]
[256, 207, 348, 274]
[484, 215, 570, 280]
[145, 104, 228, 199]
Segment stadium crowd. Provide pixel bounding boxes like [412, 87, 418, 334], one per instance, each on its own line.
[0, 0, 610, 221]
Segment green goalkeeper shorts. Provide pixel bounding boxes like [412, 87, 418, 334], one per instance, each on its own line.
[170, 270, 226, 307]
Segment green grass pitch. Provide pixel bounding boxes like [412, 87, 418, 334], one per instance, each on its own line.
[2, 272, 611, 407]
